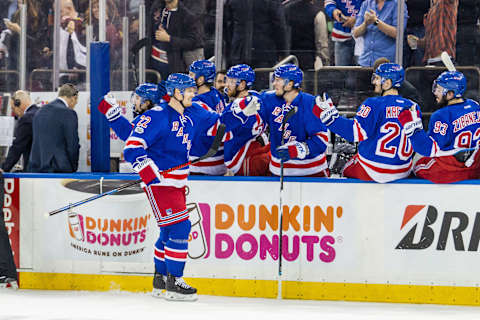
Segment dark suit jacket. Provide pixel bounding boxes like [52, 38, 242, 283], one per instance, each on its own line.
[1, 104, 39, 172]
[147, 1, 201, 74]
[29, 99, 80, 173]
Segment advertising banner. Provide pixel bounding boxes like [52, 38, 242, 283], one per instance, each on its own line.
[3, 177, 20, 268]
[19, 177, 480, 288]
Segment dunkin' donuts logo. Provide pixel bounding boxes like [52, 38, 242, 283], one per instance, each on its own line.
[187, 202, 344, 263]
[68, 212, 150, 257]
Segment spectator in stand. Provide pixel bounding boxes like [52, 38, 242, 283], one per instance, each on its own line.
[456, 0, 480, 66]
[2, 0, 50, 87]
[84, 0, 121, 67]
[353, 0, 408, 67]
[0, 0, 17, 21]
[284, 0, 330, 69]
[325, 0, 363, 66]
[204, 0, 216, 59]
[1, 91, 39, 172]
[404, 0, 429, 67]
[53, 0, 87, 87]
[182, 0, 207, 65]
[146, 0, 201, 80]
[407, 0, 458, 66]
[224, 0, 288, 69]
[29, 83, 80, 173]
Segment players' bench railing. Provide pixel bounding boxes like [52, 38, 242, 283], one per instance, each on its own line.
[254, 55, 300, 90]
[110, 69, 161, 90]
[313, 66, 373, 96]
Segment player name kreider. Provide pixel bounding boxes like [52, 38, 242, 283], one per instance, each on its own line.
[385, 106, 402, 119]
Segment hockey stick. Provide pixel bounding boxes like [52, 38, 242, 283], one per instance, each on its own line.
[277, 106, 297, 299]
[47, 124, 226, 217]
[441, 51, 456, 72]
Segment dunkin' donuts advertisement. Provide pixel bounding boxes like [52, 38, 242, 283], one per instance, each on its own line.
[22, 177, 351, 280]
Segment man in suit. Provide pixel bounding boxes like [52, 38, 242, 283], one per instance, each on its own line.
[1, 91, 39, 172]
[29, 83, 80, 173]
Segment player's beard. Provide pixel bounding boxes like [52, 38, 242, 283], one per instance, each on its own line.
[436, 95, 448, 108]
[227, 87, 237, 98]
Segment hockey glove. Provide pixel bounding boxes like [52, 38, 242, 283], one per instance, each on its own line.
[398, 106, 423, 138]
[98, 93, 122, 122]
[276, 141, 309, 161]
[132, 156, 164, 186]
[313, 93, 339, 126]
[233, 95, 260, 117]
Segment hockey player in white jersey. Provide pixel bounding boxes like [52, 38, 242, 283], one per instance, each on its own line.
[313, 63, 417, 182]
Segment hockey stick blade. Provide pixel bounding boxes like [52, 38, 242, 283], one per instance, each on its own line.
[441, 51, 456, 72]
[48, 123, 227, 217]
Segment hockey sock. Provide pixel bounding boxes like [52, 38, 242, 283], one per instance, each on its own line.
[154, 235, 167, 276]
[164, 219, 191, 277]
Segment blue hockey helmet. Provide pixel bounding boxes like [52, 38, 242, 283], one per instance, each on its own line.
[432, 71, 466, 98]
[273, 64, 303, 88]
[189, 60, 216, 83]
[134, 83, 160, 105]
[226, 64, 255, 88]
[165, 73, 196, 96]
[374, 63, 404, 88]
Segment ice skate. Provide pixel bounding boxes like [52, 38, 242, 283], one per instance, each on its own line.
[165, 273, 197, 301]
[0, 276, 18, 290]
[152, 272, 166, 298]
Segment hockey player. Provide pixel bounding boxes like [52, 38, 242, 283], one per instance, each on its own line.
[123, 74, 258, 300]
[123, 73, 198, 301]
[188, 59, 227, 175]
[222, 64, 270, 176]
[398, 71, 480, 183]
[313, 63, 416, 182]
[189, 60, 226, 113]
[255, 64, 330, 177]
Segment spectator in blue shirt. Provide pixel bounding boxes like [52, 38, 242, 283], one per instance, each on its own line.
[324, 0, 364, 66]
[353, 0, 408, 67]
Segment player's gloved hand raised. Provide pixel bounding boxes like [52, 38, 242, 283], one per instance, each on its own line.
[313, 93, 339, 126]
[98, 93, 122, 121]
[276, 141, 309, 161]
[233, 95, 260, 116]
[132, 156, 164, 186]
[398, 105, 423, 138]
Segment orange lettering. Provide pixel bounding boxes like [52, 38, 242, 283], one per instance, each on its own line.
[283, 205, 300, 231]
[314, 206, 334, 232]
[215, 204, 234, 229]
[259, 205, 278, 231]
[303, 206, 311, 231]
[238, 205, 255, 231]
[86, 217, 96, 230]
[110, 219, 121, 232]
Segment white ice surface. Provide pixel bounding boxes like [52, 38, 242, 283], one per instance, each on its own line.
[0, 290, 478, 320]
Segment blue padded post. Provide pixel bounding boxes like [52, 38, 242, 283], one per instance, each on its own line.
[90, 42, 110, 172]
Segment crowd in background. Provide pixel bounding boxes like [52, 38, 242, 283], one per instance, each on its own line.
[0, 0, 479, 92]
